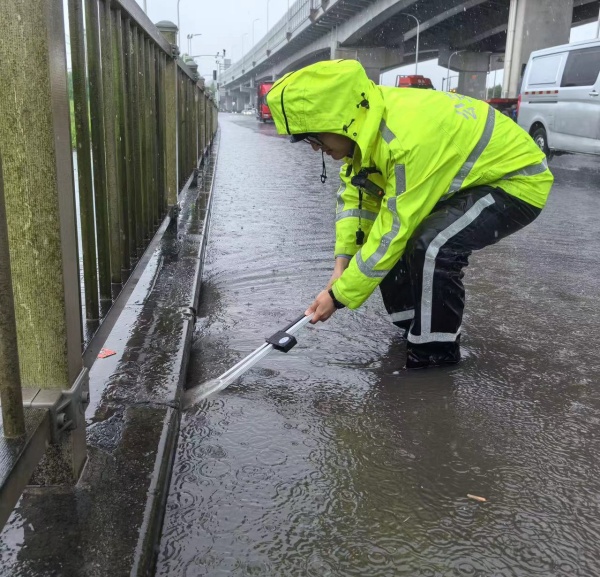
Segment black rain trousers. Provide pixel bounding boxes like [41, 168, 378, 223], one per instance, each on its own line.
[378, 185, 541, 368]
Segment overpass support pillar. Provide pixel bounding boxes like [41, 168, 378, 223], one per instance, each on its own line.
[457, 52, 489, 100]
[503, 0, 573, 97]
[232, 93, 244, 112]
[332, 47, 402, 83]
[439, 50, 489, 99]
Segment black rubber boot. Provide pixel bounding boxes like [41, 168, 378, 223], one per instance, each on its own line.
[405, 339, 461, 369]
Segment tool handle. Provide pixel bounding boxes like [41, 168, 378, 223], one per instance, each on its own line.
[282, 313, 309, 332]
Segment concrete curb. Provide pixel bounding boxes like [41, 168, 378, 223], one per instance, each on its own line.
[128, 133, 221, 576]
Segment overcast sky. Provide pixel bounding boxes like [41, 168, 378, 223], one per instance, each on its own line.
[136, 0, 597, 88]
[139, 0, 291, 79]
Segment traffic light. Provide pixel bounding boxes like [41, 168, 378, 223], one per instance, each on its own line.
[213, 70, 217, 80]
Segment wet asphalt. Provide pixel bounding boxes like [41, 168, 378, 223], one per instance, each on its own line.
[156, 113, 600, 576]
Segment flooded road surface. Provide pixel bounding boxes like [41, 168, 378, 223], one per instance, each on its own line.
[156, 114, 600, 576]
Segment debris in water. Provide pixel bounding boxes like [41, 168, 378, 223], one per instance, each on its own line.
[467, 494, 487, 502]
[97, 348, 116, 359]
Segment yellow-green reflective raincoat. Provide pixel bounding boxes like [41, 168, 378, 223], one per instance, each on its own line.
[267, 60, 553, 310]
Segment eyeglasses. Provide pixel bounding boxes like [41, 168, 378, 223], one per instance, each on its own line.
[303, 135, 324, 147]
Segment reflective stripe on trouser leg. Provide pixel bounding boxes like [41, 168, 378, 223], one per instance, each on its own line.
[405, 186, 542, 346]
[415, 194, 495, 343]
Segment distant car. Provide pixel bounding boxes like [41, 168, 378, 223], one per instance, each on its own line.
[241, 108, 256, 116]
[518, 38, 600, 156]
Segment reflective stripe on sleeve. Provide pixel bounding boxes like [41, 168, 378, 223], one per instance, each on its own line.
[502, 158, 548, 180]
[448, 106, 495, 193]
[355, 252, 389, 278]
[380, 119, 395, 144]
[336, 181, 346, 213]
[336, 209, 378, 222]
[354, 196, 400, 278]
[395, 164, 406, 195]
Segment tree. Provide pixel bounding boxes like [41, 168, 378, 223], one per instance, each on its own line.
[206, 81, 217, 98]
[487, 84, 502, 99]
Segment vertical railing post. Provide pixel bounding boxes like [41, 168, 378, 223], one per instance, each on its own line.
[100, 0, 123, 289]
[200, 89, 206, 156]
[177, 71, 184, 188]
[195, 86, 200, 165]
[86, 0, 112, 306]
[188, 82, 194, 172]
[132, 29, 145, 253]
[0, 156, 25, 439]
[157, 53, 168, 215]
[154, 50, 164, 217]
[139, 33, 149, 241]
[68, 0, 99, 321]
[112, 8, 131, 278]
[149, 43, 158, 226]
[123, 19, 142, 265]
[214, 97, 218, 136]
[144, 37, 154, 235]
[189, 82, 195, 172]
[0, 0, 86, 477]
[156, 21, 178, 205]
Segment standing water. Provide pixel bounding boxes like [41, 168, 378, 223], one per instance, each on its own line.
[156, 114, 600, 576]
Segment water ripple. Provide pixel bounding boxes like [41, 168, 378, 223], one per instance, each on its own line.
[155, 116, 600, 577]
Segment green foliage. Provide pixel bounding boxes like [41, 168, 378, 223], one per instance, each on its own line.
[486, 84, 502, 99]
[205, 81, 217, 98]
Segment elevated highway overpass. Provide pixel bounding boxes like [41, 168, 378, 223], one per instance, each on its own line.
[220, 0, 599, 110]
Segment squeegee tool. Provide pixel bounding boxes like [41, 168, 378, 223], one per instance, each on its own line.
[183, 313, 313, 408]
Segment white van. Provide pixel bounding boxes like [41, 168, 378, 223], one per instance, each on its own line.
[518, 38, 600, 156]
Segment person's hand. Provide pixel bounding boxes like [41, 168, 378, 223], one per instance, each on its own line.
[305, 289, 336, 323]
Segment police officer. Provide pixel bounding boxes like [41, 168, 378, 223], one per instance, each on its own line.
[266, 60, 553, 368]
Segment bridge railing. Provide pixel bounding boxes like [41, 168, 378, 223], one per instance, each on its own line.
[0, 0, 217, 528]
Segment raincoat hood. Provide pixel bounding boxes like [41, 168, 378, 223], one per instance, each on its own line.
[266, 60, 385, 172]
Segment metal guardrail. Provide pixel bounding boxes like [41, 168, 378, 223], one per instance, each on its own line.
[0, 0, 218, 529]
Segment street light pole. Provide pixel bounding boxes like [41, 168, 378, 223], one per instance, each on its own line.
[446, 50, 462, 93]
[242, 32, 248, 71]
[252, 18, 260, 47]
[177, 0, 183, 46]
[400, 13, 420, 75]
[267, 0, 272, 53]
[187, 33, 201, 56]
[267, 0, 271, 32]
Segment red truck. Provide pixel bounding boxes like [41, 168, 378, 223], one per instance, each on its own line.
[395, 74, 434, 89]
[256, 82, 273, 122]
[486, 97, 519, 120]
